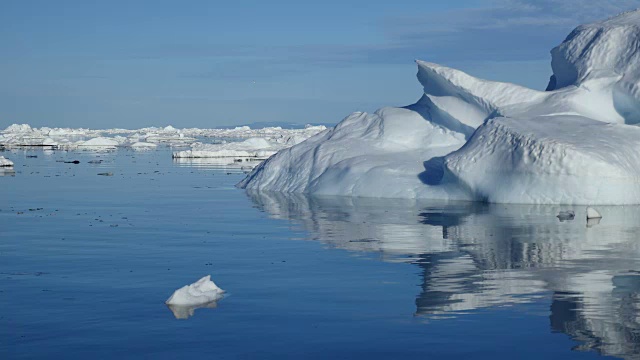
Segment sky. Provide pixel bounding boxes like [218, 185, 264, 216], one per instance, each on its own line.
[1, 0, 639, 129]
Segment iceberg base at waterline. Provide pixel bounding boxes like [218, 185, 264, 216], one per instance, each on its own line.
[165, 275, 225, 319]
[166, 301, 221, 320]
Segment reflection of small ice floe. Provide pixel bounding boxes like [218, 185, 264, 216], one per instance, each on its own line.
[557, 210, 575, 221]
[167, 301, 220, 320]
[586, 207, 602, 227]
[0, 156, 15, 176]
[0, 168, 15, 176]
[165, 275, 225, 319]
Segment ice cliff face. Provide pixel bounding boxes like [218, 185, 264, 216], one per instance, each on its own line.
[239, 10, 640, 204]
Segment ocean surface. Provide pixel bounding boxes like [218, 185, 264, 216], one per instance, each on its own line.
[2, 147, 639, 359]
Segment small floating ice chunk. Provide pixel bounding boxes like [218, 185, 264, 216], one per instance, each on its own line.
[586, 207, 602, 219]
[557, 210, 575, 221]
[165, 275, 225, 306]
[0, 156, 13, 167]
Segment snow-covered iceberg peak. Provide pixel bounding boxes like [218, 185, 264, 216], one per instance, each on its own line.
[165, 275, 225, 306]
[416, 61, 545, 136]
[547, 10, 640, 124]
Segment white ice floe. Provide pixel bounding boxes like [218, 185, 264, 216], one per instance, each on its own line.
[239, 10, 640, 205]
[0, 123, 326, 158]
[0, 156, 14, 167]
[173, 137, 280, 159]
[78, 137, 120, 148]
[165, 275, 225, 306]
[171, 126, 326, 169]
[587, 207, 603, 219]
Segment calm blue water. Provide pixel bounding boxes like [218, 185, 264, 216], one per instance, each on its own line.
[2, 148, 639, 359]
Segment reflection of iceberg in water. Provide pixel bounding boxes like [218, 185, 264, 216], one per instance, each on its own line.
[173, 157, 262, 171]
[0, 168, 16, 177]
[166, 301, 220, 320]
[247, 191, 640, 359]
[551, 273, 640, 357]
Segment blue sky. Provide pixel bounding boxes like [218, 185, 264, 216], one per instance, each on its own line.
[1, 0, 638, 128]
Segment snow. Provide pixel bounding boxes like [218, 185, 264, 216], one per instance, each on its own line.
[239, 10, 640, 205]
[165, 275, 224, 306]
[0, 156, 13, 167]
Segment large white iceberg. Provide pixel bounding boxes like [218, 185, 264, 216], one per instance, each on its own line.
[239, 11, 640, 205]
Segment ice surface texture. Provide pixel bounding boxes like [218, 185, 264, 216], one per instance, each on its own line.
[239, 11, 640, 205]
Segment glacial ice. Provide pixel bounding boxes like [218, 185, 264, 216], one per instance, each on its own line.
[165, 275, 225, 306]
[239, 11, 640, 205]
